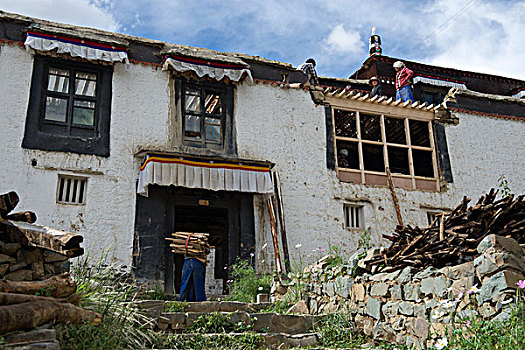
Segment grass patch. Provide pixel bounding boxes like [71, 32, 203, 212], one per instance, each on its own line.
[313, 312, 366, 348]
[156, 333, 262, 350]
[225, 259, 272, 303]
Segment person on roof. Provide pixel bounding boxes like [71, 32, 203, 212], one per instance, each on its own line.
[393, 61, 414, 102]
[297, 58, 319, 85]
[369, 76, 383, 97]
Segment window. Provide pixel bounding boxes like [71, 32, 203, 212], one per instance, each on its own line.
[344, 204, 364, 229]
[57, 175, 87, 205]
[23, 56, 112, 157]
[426, 210, 449, 227]
[183, 83, 225, 145]
[334, 108, 438, 191]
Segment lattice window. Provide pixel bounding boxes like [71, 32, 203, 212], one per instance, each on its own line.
[57, 175, 87, 204]
[344, 204, 364, 229]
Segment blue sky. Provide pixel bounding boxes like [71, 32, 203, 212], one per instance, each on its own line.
[1, 0, 524, 79]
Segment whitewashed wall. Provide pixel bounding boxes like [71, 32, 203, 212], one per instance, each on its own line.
[1, 42, 524, 274]
[235, 84, 525, 270]
[0, 44, 170, 266]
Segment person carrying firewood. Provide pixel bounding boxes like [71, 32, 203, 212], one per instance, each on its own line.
[179, 256, 208, 302]
[393, 61, 414, 102]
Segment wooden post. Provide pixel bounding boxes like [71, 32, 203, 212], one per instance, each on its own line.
[266, 197, 282, 274]
[439, 213, 445, 241]
[273, 172, 291, 274]
[386, 167, 404, 227]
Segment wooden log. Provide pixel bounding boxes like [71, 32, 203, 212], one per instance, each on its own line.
[386, 167, 404, 227]
[0, 300, 101, 334]
[0, 191, 19, 217]
[4, 211, 37, 223]
[0, 273, 77, 298]
[267, 197, 283, 274]
[0, 220, 83, 257]
[273, 171, 291, 274]
[0, 292, 80, 306]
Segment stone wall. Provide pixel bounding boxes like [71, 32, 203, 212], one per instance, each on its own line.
[304, 235, 525, 349]
[0, 239, 70, 281]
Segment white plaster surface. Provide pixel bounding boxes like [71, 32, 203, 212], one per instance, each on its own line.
[1, 42, 524, 278]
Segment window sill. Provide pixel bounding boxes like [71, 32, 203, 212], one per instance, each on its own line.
[337, 169, 438, 191]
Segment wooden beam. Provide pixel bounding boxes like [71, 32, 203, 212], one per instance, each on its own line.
[273, 172, 290, 274]
[266, 197, 282, 274]
[386, 167, 404, 227]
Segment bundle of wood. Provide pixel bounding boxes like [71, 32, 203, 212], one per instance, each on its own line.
[0, 191, 84, 258]
[0, 273, 101, 335]
[370, 189, 525, 273]
[166, 232, 211, 263]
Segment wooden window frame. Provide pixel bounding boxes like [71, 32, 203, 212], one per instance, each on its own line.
[331, 105, 439, 191]
[23, 56, 112, 157]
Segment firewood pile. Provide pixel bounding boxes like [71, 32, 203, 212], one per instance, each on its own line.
[166, 232, 211, 263]
[0, 273, 101, 344]
[368, 189, 525, 273]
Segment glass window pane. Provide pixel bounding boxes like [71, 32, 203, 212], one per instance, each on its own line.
[205, 124, 221, 142]
[334, 109, 357, 138]
[184, 114, 202, 138]
[75, 72, 97, 96]
[413, 149, 435, 177]
[185, 88, 201, 112]
[205, 92, 222, 114]
[44, 97, 68, 122]
[410, 120, 431, 147]
[362, 144, 384, 172]
[73, 100, 95, 126]
[47, 68, 70, 93]
[387, 146, 410, 175]
[360, 113, 381, 141]
[336, 140, 359, 169]
[385, 117, 406, 144]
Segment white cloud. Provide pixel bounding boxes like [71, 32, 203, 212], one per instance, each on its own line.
[0, 0, 120, 32]
[324, 24, 363, 54]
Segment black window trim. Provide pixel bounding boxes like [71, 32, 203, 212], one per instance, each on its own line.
[22, 55, 112, 157]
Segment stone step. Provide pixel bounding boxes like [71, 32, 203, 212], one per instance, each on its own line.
[133, 299, 272, 317]
[173, 332, 319, 350]
[158, 311, 321, 335]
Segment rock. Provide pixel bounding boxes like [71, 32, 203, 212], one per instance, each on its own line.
[382, 301, 399, 318]
[18, 248, 43, 264]
[0, 253, 16, 264]
[414, 304, 426, 318]
[308, 298, 318, 314]
[372, 321, 396, 342]
[398, 302, 414, 316]
[184, 301, 220, 312]
[268, 314, 315, 334]
[351, 283, 366, 302]
[420, 276, 449, 298]
[370, 282, 389, 297]
[32, 261, 45, 279]
[404, 283, 422, 301]
[228, 311, 251, 326]
[407, 318, 429, 339]
[390, 284, 403, 300]
[365, 297, 382, 320]
[4, 269, 32, 281]
[479, 270, 525, 303]
[398, 267, 413, 283]
[357, 248, 381, 271]
[134, 300, 165, 317]
[443, 261, 475, 279]
[324, 281, 335, 297]
[369, 272, 388, 282]
[479, 303, 496, 318]
[264, 333, 318, 349]
[54, 260, 70, 274]
[9, 261, 29, 272]
[162, 312, 187, 330]
[287, 300, 309, 315]
[477, 235, 522, 255]
[219, 301, 255, 312]
[413, 267, 440, 280]
[334, 276, 352, 298]
[44, 263, 56, 275]
[1, 243, 21, 255]
[391, 317, 406, 331]
[406, 335, 424, 350]
[43, 250, 68, 263]
[451, 276, 475, 296]
[355, 314, 375, 337]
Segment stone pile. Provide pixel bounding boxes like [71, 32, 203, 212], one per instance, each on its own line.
[304, 234, 525, 349]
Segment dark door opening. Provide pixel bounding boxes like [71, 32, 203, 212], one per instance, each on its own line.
[168, 206, 228, 295]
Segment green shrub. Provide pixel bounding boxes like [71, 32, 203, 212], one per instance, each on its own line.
[158, 333, 262, 350]
[225, 259, 272, 303]
[314, 312, 366, 348]
[188, 311, 253, 333]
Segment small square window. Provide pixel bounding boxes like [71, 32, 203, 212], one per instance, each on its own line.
[427, 211, 444, 227]
[344, 204, 364, 229]
[57, 175, 87, 205]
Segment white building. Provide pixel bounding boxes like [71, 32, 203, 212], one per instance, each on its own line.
[0, 11, 523, 294]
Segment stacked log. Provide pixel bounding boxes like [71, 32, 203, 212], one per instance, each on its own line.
[166, 232, 211, 263]
[0, 273, 101, 335]
[369, 189, 525, 273]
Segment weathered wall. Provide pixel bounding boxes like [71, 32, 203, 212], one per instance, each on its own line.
[0, 43, 170, 266]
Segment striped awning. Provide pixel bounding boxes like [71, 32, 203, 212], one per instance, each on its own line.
[163, 55, 253, 83]
[137, 153, 273, 196]
[24, 31, 129, 64]
[413, 75, 466, 89]
[512, 89, 525, 99]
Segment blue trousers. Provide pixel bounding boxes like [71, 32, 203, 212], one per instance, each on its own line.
[179, 258, 207, 302]
[396, 85, 414, 102]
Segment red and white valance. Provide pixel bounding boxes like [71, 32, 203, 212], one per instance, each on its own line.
[24, 31, 128, 64]
[163, 55, 253, 84]
[512, 89, 525, 99]
[137, 154, 273, 196]
[413, 75, 466, 89]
